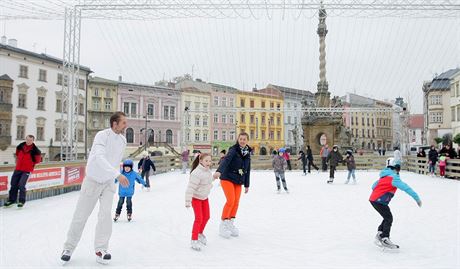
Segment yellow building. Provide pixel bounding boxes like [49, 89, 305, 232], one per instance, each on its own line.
[236, 88, 284, 155]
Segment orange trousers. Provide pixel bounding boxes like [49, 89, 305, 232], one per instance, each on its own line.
[220, 180, 242, 220]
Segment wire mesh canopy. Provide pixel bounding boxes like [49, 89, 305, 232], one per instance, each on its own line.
[1, 0, 459, 20]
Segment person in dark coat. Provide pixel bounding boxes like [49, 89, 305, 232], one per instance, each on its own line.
[298, 150, 307, 175]
[138, 155, 156, 190]
[213, 132, 251, 239]
[439, 144, 457, 159]
[326, 145, 343, 183]
[306, 145, 319, 173]
[428, 145, 439, 176]
[344, 150, 356, 184]
[416, 148, 426, 158]
[4, 135, 42, 207]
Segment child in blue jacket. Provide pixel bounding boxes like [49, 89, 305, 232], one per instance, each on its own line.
[369, 158, 422, 249]
[114, 159, 146, 222]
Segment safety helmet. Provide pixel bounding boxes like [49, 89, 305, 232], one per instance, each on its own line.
[386, 157, 401, 169]
[123, 159, 134, 169]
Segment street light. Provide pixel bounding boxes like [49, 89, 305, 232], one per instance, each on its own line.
[140, 115, 150, 153]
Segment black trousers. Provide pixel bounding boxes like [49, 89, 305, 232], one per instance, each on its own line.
[370, 201, 393, 238]
[321, 157, 328, 171]
[329, 165, 336, 178]
[286, 160, 292, 170]
[8, 170, 31, 204]
[141, 170, 150, 187]
[116, 196, 133, 214]
[307, 160, 319, 173]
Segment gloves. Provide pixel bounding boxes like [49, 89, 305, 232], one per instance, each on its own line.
[416, 200, 422, 207]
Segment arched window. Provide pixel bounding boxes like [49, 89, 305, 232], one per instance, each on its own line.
[147, 129, 154, 144]
[166, 129, 173, 144]
[126, 128, 134, 143]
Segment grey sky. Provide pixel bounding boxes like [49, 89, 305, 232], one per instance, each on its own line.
[1, 8, 459, 113]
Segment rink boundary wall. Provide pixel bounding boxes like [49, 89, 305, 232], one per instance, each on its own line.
[0, 155, 458, 206]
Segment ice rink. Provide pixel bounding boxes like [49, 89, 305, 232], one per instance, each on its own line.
[1, 170, 459, 268]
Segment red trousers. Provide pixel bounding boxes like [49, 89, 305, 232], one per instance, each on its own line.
[191, 198, 210, 240]
[440, 166, 446, 176]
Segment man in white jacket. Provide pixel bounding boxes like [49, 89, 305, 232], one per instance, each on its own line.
[61, 112, 129, 265]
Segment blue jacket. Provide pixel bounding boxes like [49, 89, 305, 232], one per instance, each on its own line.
[370, 168, 420, 205]
[115, 170, 146, 197]
[216, 143, 252, 188]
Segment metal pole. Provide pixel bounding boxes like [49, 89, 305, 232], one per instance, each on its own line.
[144, 116, 147, 153]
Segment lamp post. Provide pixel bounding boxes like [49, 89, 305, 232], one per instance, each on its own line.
[140, 115, 150, 153]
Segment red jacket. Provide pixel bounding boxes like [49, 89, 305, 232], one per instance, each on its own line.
[15, 142, 41, 172]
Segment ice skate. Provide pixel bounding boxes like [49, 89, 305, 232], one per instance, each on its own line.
[219, 220, 232, 238]
[127, 213, 132, 222]
[198, 233, 207, 245]
[380, 237, 399, 249]
[95, 250, 111, 265]
[327, 178, 334, 184]
[60, 249, 72, 265]
[228, 218, 239, 237]
[113, 214, 120, 222]
[191, 240, 201, 251]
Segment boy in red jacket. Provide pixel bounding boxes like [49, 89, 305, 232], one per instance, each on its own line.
[4, 135, 41, 208]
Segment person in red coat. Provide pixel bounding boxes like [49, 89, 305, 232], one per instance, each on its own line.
[4, 135, 41, 208]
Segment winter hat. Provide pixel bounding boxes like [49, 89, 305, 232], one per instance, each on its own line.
[279, 148, 286, 153]
[346, 149, 353, 155]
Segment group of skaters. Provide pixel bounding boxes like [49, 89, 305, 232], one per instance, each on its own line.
[0, 112, 423, 264]
[418, 144, 457, 178]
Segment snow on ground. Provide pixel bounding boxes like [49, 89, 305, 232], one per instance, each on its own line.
[0, 170, 459, 269]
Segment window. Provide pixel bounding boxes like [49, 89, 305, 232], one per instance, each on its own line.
[452, 107, 456, 122]
[37, 96, 45, 110]
[214, 96, 219, 106]
[362, 117, 365, 125]
[240, 114, 245, 123]
[269, 131, 274, 139]
[170, 106, 176, 120]
[166, 130, 173, 144]
[240, 98, 245, 107]
[222, 114, 227, 124]
[55, 127, 61, 141]
[79, 79, 85, 90]
[202, 103, 208, 111]
[214, 113, 218, 123]
[230, 131, 235, 141]
[18, 94, 26, 108]
[195, 116, 200, 126]
[250, 130, 254, 139]
[270, 102, 274, 109]
[250, 100, 255, 108]
[229, 114, 234, 124]
[185, 114, 190, 125]
[261, 130, 266, 140]
[367, 129, 370, 138]
[270, 116, 274, 125]
[39, 69, 47, 82]
[221, 97, 227, 107]
[372, 130, 375, 138]
[261, 101, 266, 108]
[93, 99, 101, 110]
[276, 103, 280, 110]
[78, 129, 84, 142]
[147, 104, 154, 117]
[104, 118, 109, 128]
[229, 98, 234, 107]
[185, 101, 191, 110]
[195, 102, 200, 110]
[36, 127, 44, 141]
[288, 116, 291, 124]
[94, 88, 100, 97]
[0, 89, 3, 102]
[195, 131, 200, 141]
[105, 89, 111, 98]
[123, 102, 129, 114]
[126, 128, 134, 143]
[56, 99, 62, 112]
[57, 74, 63, 85]
[277, 131, 281, 140]
[19, 65, 28, 78]
[203, 116, 208, 127]
[250, 115, 255, 124]
[429, 112, 443, 123]
[214, 130, 218, 140]
[186, 131, 190, 142]
[130, 103, 137, 117]
[362, 129, 364, 137]
[456, 82, 460, 97]
[222, 131, 227, 141]
[17, 125, 25, 140]
[287, 103, 291, 109]
[203, 133, 208, 141]
[429, 95, 442, 105]
[105, 100, 111, 111]
[261, 115, 265, 124]
[457, 106, 460, 122]
[294, 117, 297, 124]
[367, 118, 369, 126]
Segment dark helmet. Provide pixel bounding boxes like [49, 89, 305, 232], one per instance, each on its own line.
[123, 159, 134, 169]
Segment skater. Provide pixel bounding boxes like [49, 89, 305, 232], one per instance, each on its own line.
[61, 112, 129, 265]
[326, 145, 343, 183]
[273, 148, 289, 193]
[114, 159, 147, 222]
[185, 153, 215, 251]
[213, 132, 251, 239]
[306, 145, 319, 173]
[283, 150, 292, 170]
[298, 150, 307, 175]
[439, 154, 447, 177]
[306, 145, 320, 173]
[138, 154, 156, 190]
[428, 145, 438, 176]
[3, 135, 41, 208]
[393, 147, 402, 164]
[369, 158, 422, 249]
[181, 149, 190, 174]
[321, 144, 330, 172]
[218, 149, 226, 165]
[416, 148, 426, 158]
[344, 150, 356, 184]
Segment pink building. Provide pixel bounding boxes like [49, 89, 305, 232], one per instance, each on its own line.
[118, 82, 181, 148]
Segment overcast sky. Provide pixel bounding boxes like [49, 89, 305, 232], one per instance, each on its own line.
[1, 8, 459, 113]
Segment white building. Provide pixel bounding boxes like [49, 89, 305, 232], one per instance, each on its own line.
[0, 39, 91, 163]
[449, 70, 460, 137]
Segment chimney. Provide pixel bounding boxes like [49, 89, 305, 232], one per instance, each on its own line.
[118, 75, 122, 82]
[8, 39, 17, 48]
[0, 36, 6, 45]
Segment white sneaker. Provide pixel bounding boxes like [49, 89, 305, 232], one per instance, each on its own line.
[219, 220, 232, 238]
[198, 233, 207, 245]
[228, 219, 239, 237]
[95, 250, 111, 265]
[191, 240, 201, 251]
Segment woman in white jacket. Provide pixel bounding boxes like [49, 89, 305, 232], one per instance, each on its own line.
[185, 153, 215, 251]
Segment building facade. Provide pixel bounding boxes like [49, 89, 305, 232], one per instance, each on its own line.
[266, 84, 315, 153]
[118, 82, 182, 152]
[0, 41, 90, 163]
[236, 88, 284, 155]
[409, 114, 424, 146]
[449, 70, 460, 137]
[87, 76, 119, 148]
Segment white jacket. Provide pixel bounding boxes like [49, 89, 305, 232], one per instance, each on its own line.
[86, 128, 127, 183]
[185, 164, 214, 207]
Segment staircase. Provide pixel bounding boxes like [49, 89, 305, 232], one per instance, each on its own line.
[151, 142, 180, 156]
